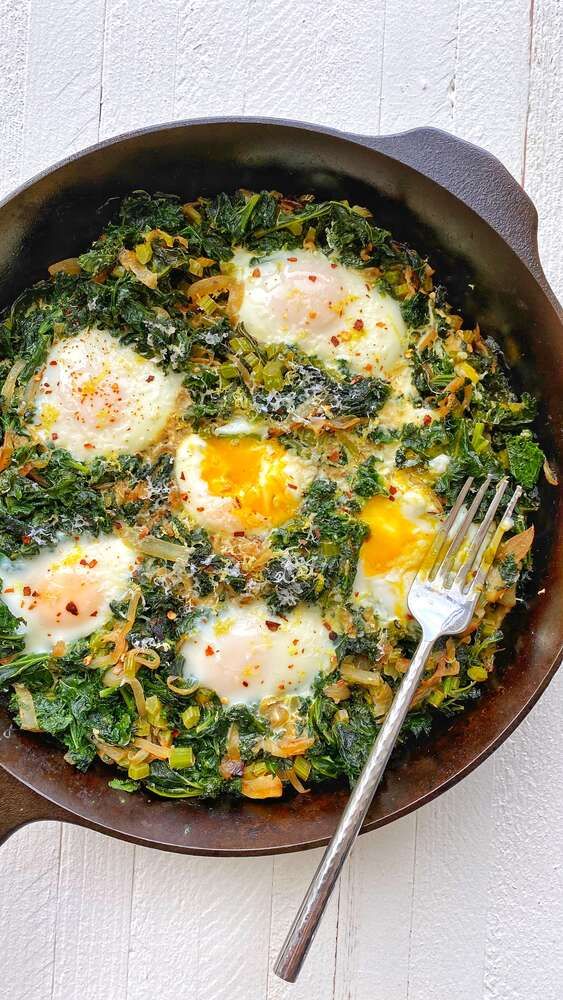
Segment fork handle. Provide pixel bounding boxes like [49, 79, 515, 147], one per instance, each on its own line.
[274, 633, 436, 983]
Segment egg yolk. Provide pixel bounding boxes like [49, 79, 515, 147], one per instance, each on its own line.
[199, 437, 300, 529]
[359, 495, 430, 575]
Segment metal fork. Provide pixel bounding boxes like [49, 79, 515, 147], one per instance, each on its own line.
[274, 475, 522, 983]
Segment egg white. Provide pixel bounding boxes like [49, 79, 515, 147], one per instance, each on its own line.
[174, 431, 316, 535]
[230, 248, 407, 376]
[1, 535, 136, 653]
[33, 328, 183, 460]
[180, 599, 337, 704]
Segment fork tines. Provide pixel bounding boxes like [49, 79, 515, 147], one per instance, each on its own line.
[420, 476, 523, 596]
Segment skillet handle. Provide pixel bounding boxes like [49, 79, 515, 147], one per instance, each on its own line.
[0, 763, 73, 845]
[355, 127, 556, 305]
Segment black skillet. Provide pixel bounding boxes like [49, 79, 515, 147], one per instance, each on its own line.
[0, 119, 561, 855]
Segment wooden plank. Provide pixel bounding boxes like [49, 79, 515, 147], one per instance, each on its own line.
[50, 827, 135, 1000]
[407, 765, 497, 1000]
[173, 0, 252, 119]
[333, 816, 417, 1000]
[99, 0, 179, 139]
[378, 1, 459, 134]
[125, 848, 273, 1000]
[523, 0, 563, 299]
[240, 0, 386, 133]
[21, 0, 106, 178]
[0, 823, 61, 1000]
[0, 0, 30, 196]
[481, 5, 563, 998]
[450, 0, 533, 177]
[266, 848, 341, 1000]
[482, 674, 563, 1000]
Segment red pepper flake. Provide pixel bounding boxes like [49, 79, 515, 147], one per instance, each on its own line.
[328, 631, 337, 642]
[233, 530, 245, 537]
[242, 680, 249, 687]
[330, 335, 340, 346]
[88, 559, 98, 568]
[389, 485, 398, 496]
[308, 274, 317, 283]
[51, 432, 59, 441]
[330, 262, 338, 269]
[265, 620, 281, 632]
[84, 442, 95, 450]
[252, 267, 261, 278]
[23, 585, 31, 596]
[196, 506, 204, 512]
[278, 683, 286, 690]
[353, 318, 364, 331]
[66, 601, 79, 616]
[22, 535, 32, 545]
[423, 414, 432, 426]
[376, 321, 387, 328]
[49, 359, 57, 366]
[205, 644, 215, 656]
[328, 449, 340, 462]
[80, 559, 88, 566]
[114, 521, 123, 530]
[287, 257, 297, 262]
[288, 483, 297, 490]
[180, 471, 186, 480]
[146, 375, 155, 383]
[181, 493, 188, 501]
[90, 610, 98, 617]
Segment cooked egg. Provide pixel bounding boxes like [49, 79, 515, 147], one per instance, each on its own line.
[174, 432, 315, 534]
[230, 248, 407, 376]
[353, 480, 439, 623]
[180, 600, 337, 704]
[1, 535, 136, 653]
[33, 327, 183, 460]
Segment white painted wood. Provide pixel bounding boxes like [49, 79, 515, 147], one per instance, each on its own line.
[0, 823, 60, 1000]
[333, 815, 417, 1000]
[0, 0, 30, 198]
[0, 2, 561, 999]
[50, 827, 135, 1000]
[524, 0, 563, 300]
[20, 0, 106, 178]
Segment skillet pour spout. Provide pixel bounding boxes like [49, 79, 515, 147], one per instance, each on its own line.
[0, 119, 561, 856]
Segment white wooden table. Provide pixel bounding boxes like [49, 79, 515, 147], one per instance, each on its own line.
[0, 2, 561, 998]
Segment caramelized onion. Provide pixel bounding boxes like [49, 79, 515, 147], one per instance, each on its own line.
[14, 683, 40, 731]
[118, 249, 158, 289]
[261, 735, 314, 758]
[166, 676, 199, 696]
[133, 737, 171, 760]
[48, 257, 82, 276]
[241, 773, 283, 799]
[1, 359, 25, 405]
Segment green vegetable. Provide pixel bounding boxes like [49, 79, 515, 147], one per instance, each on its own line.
[0, 185, 543, 802]
[169, 746, 195, 770]
[506, 432, 545, 488]
[128, 762, 151, 780]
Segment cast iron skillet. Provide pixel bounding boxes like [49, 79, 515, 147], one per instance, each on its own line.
[0, 119, 561, 856]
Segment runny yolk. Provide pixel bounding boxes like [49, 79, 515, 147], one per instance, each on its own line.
[359, 494, 431, 575]
[200, 437, 300, 529]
